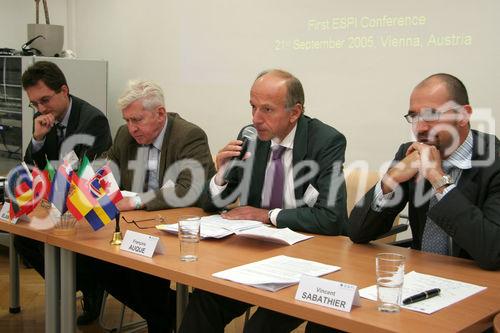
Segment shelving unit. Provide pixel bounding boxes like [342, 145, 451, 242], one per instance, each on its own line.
[0, 57, 23, 160]
[0, 56, 108, 176]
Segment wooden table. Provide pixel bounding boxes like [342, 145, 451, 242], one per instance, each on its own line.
[2, 207, 499, 332]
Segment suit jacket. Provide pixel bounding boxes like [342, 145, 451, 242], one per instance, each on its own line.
[348, 130, 500, 270]
[106, 112, 216, 211]
[201, 114, 348, 235]
[24, 95, 112, 169]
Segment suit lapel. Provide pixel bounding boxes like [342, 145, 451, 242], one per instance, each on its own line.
[158, 114, 175, 185]
[64, 96, 80, 137]
[124, 140, 140, 191]
[292, 115, 308, 200]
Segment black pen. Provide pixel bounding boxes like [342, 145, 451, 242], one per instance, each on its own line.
[403, 288, 441, 305]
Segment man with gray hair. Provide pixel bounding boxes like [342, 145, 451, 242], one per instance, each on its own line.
[87, 80, 215, 332]
[106, 79, 215, 210]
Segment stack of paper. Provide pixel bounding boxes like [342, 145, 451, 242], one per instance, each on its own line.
[212, 255, 340, 291]
[359, 271, 487, 314]
[156, 214, 263, 239]
[236, 226, 313, 245]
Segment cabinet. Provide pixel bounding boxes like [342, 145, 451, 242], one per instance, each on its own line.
[0, 56, 107, 175]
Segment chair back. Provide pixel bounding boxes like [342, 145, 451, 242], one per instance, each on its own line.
[345, 169, 379, 214]
[345, 169, 402, 244]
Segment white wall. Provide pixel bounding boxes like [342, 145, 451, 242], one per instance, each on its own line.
[4, 0, 499, 172]
[0, 0, 68, 51]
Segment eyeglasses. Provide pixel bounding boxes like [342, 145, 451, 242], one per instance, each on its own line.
[403, 108, 458, 124]
[121, 215, 166, 229]
[29, 91, 60, 110]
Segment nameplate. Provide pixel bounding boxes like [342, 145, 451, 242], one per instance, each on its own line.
[295, 275, 360, 312]
[0, 203, 20, 224]
[120, 230, 165, 258]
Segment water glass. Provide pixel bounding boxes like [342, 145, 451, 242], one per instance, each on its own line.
[53, 211, 77, 235]
[178, 216, 201, 261]
[376, 253, 405, 312]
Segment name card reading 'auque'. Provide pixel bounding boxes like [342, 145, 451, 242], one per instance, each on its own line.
[295, 275, 360, 312]
[120, 230, 165, 258]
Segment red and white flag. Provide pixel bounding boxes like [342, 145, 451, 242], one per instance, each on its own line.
[92, 165, 123, 204]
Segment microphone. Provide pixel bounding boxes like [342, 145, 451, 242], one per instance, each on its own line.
[233, 126, 257, 160]
[223, 126, 257, 181]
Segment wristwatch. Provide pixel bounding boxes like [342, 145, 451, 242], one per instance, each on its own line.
[133, 195, 143, 209]
[267, 209, 273, 224]
[432, 174, 454, 190]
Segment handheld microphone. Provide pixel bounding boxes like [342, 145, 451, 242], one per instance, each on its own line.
[223, 126, 257, 182]
[233, 126, 257, 160]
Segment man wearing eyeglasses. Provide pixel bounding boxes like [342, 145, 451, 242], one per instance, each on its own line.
[15, 61, 112, 325]
[23, 60, 112, 168]
[348, 73, 500, 271]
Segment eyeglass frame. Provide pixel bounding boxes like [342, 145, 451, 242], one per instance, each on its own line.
[403, 107, 460, 124]
[121, 215, 165, 230]
[28, 89, 61, 110]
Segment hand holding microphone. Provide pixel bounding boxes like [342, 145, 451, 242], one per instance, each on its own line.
[214, 126, 257, 186]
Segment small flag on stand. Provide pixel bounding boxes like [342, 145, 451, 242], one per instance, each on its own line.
[8, 162, 35, 219]
[92, 164, 123, 204]
[32, 166, 51, 203]
[66, 156, 119, 231]
[49, 162, 73, 214]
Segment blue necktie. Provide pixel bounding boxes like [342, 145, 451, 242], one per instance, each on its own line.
[421, 163, 458, 255]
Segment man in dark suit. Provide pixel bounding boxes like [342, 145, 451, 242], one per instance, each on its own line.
[23, 61, 112, 168]
[88, 80, 215, 333]
[349, 73, 500, 271]
[179, 69, 348, 333]
[15, 61, 112, 325]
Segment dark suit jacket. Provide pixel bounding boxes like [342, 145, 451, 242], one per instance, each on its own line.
[201, 114, 348, 235]
[24, 95, 112, 169]
[106, 112, 216, 211]
[348, 130, 500, 270]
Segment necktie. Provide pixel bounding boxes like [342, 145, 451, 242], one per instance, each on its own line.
[421, 163, 459, 255]
[56, 123, 66, 146]
[146, 144, 159, 191]
[265, 145, 287, 209]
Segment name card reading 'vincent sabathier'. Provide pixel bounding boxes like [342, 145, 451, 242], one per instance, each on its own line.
[295, 275, 360, 312]
[120, 230, 165, 258]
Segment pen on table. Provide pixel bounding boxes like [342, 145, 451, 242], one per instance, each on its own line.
[403, 288, 441, 305]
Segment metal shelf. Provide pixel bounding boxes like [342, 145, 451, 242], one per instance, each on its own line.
[0, 109, 22, 115]
[1, 84, 22, 88]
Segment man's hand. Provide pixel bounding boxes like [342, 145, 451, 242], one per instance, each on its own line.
[221, 206, 270, 224]
[408, 142, 445, 185]
[33, 113, 55, 141]
[116, 197, 137, 212]
[214, 140, 250, 186]
[381, 150, 420, 194]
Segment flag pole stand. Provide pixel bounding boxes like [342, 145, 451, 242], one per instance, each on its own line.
[110, 212, 123, 245]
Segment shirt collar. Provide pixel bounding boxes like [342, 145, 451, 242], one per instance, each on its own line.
[151, 118, 168, 150]
[270, 123, 297, 150]
[444, 130, 473, 170]
[58, 97, 72, 127]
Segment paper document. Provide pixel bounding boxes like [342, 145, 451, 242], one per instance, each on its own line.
[156, 214, 263, 239]
[359, 271, 486, 314]
[121, 190, 138, 198]
[212, 255, 340, 292]
[236, 226, 313, 245]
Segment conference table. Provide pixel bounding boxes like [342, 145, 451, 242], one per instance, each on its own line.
[1, 206, 499, 333]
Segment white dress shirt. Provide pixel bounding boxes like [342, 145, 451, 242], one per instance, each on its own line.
[210, 124, 298, 225]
